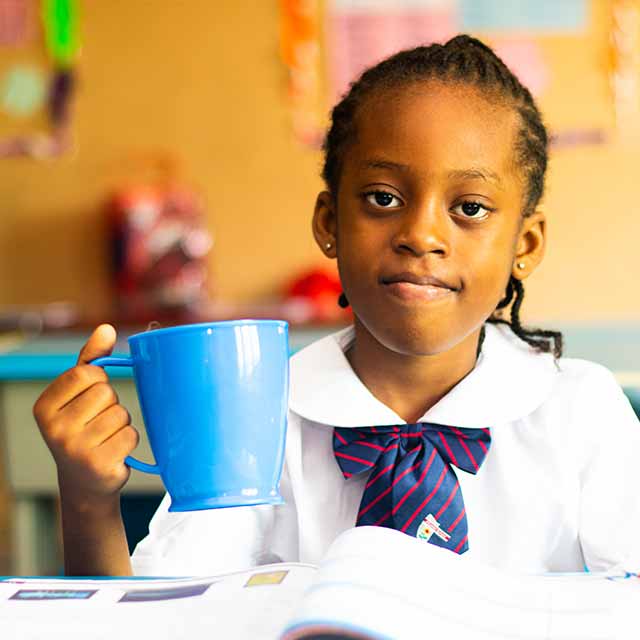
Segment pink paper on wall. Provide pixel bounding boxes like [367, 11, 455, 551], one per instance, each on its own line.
[0, 0, 35, 46]
[491, 38, 549, 97]
[328, 1, 458, 102]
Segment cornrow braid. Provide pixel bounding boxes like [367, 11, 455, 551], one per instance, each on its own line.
[324, 34, 562, 357]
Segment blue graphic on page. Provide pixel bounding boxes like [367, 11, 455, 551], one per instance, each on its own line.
[119, 582, 212, 602]
[10, 589, 97, 601]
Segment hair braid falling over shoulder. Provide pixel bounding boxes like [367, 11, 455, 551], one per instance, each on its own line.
[325, 34, 563, 358]
[487, 277, 563, 358]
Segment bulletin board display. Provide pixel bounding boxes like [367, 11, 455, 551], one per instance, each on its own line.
[280, 0, 640, 150]
[0, 0, 79, 157]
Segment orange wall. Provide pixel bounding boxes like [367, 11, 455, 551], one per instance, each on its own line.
[0, 0, 637, 323]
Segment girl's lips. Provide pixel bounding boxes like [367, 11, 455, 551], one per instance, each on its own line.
[383, 281, 455, 302]
[380, 271, 457, 289]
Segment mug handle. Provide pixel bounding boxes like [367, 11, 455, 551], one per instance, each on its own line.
[90, 356, 160, 476]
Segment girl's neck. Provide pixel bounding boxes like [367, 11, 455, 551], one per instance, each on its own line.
[346, 320, 482, 423]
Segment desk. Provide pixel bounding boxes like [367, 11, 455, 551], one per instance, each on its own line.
[0, 324, 638, 575]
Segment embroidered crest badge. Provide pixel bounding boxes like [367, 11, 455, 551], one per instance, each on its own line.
[416, 513, 451, 543]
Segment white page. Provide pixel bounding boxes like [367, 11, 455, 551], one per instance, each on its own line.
[283, 527, 640, 640]
[0, 563, 316, 640]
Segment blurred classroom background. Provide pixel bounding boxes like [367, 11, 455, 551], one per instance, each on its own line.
[0, 0, 638, 575]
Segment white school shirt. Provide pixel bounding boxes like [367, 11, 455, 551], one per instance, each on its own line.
[131, 323, 640, 576]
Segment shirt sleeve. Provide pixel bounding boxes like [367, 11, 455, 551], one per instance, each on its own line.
[130, 413, 304, 577]
[130, 493, 278, 576]
[576, 364, 640, 572]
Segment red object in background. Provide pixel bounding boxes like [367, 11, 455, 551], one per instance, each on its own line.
[107, 183, 212, 321]
[284, 266, 351, 322]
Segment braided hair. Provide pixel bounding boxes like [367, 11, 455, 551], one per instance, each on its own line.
[325, 35, 562, 358]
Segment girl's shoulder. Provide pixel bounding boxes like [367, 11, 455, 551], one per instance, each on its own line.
[552, 354, 631, 414]
[484, 323, 633, 420]
[487, 321, 619, 386]
[549, 355, 639, 472]
[555, 354, 620, 385]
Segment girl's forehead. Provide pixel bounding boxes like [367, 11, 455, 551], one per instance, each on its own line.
[348, 83, 519, 179]
[358, 81, 514, 133]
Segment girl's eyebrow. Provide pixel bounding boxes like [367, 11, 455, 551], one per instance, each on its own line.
[448, 168, 504, 189]
[360, 161, 504, 191]
[361, 159, 410, 172]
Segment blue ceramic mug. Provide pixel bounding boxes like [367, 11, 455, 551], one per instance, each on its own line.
[91, 320, 289, 512]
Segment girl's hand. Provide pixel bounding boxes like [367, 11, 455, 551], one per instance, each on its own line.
[33, 324, 139, 503]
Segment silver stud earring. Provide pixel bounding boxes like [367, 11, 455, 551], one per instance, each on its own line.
[325, 242, 332, 250]
[517, 262, 526, 269]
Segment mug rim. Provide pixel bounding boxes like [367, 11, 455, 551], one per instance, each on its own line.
[127, 319, 289, 342]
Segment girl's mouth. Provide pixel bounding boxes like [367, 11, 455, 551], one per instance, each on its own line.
[383, 281, 456, 302]
[380, 271, 458, 302]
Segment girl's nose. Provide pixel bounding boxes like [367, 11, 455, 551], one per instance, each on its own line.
[391, 202, 450, 257]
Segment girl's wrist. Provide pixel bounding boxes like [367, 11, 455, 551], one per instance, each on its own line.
[58, 477, 122, 518]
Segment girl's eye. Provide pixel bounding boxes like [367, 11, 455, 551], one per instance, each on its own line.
[452, 200, 491, 219]
[364, 191, 402, 208]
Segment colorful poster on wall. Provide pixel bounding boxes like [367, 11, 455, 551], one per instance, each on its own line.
[326, 0, 557, 103]
[328, 0, 457, 102]
[288, 0, 613, 150]
[0, 0, 79, 158]
[279, 0, 323, 147]
[459, 0, 587, 32]
[491, 38, 548, 96]
[610, 0, 640, 144]
[1, 63, 46, 116]
[0, 0, 36, 45]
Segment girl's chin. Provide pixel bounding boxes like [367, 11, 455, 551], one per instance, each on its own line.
[359, 321, 472, 358]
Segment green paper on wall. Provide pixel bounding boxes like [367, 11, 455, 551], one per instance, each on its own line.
[1, 65, 47, 117]
[42, 0, 80, 66]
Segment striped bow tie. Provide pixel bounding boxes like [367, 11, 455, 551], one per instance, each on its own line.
[333, 423, 491, 554]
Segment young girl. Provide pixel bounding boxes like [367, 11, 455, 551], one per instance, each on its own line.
[34, 35, 640, 577]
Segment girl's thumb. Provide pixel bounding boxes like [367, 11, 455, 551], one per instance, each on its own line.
[77, 324, 117, 365]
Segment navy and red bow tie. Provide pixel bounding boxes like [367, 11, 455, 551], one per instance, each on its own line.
[333, 423, 491, 554]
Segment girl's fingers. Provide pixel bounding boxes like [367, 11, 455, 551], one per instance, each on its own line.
[76, 324, 117, 366]
[34, 324, 117, 426]
[98, 425, 140, 463]
[51, 382, 120, 437]
[79, 404, 132, 449]
[34, 364, 108, 424]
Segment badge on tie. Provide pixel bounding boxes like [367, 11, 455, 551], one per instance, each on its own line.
[417, 514, 451, 543]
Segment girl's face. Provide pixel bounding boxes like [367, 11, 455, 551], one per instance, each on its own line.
[314, 81, 546, 357]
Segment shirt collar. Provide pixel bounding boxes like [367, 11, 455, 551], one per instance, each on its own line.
[289, 323, 558, 428]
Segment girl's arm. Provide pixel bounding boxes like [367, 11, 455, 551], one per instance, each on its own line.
[33, 324, 138, 576]
[59, 484, 132, 576]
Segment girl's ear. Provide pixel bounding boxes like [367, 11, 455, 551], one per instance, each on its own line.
[312, 191, 338, 259]
[512, 209, 546, 279]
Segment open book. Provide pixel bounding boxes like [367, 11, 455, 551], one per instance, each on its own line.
[1, 526, 639, 640]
